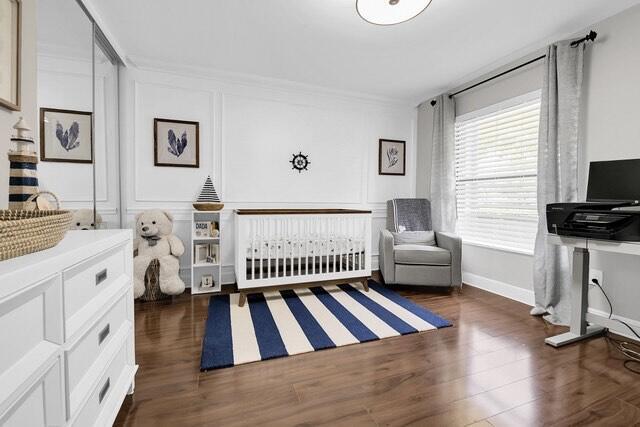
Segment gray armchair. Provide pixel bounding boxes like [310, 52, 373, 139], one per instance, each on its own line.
[379, 199, 462, 288]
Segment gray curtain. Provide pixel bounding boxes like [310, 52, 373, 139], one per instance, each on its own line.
[532, 41, 585, 325]
[430, 94, 457, 232]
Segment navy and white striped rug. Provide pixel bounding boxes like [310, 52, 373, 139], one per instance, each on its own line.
[200, 281, 451, 370]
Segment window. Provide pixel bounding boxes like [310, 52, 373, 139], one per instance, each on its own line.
[454, 91, 541, 254]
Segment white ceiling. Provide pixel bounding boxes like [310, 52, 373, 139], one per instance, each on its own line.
[89, 0, 640, 104]
[38, 0, 93, 56]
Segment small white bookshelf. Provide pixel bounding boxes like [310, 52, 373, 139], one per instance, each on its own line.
[190, 210, 223, 294]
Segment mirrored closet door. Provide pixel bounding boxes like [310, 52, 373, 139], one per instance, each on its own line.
[93, 27, 122, 228]
[36, 0, 123, 229]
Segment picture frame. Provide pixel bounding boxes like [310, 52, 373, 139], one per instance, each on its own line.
[378, 139, 406, 176]
[0, 0, 20, 111]
[154, 118, 199, 168]
[40, 108, 93, 163]
[201, 274, 214, 288]
[194, 221, 211, 237]
[194, 243, 209, 264]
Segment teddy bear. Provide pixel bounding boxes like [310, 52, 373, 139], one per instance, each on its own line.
[71, 209, 103, 230]
[132, 209, 186, 298]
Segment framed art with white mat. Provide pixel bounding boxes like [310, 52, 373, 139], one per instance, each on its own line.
[39, 108, 93, 163]
[378, 139, 406, 176]
[154, 118, 200, 168]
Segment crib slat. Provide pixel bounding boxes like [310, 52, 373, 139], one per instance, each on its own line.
[251, 219, 255, 280]
[273, 219, 280, 279]
[327, 217, 331, 274]
[331, 219, 336, 273]
[355, 218, 359, 271]
[312, 218, 316, 276]
[290, 218, 295, 277]
[259, 219, 263, 280]
[296, 220, 300, 277]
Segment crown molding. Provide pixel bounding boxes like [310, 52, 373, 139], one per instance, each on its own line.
[127, 55, 416, 109]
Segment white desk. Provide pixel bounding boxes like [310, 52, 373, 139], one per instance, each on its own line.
[546, 234, 640, 347]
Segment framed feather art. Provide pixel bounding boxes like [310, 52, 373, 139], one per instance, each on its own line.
[154, 118, 200, 168]
[40, 108, 93, 163]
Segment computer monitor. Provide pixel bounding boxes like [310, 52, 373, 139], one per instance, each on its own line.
[586, 159, 640, 203]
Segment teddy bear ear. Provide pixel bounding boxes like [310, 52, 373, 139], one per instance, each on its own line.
[162, 211, 174, 223]
[135, 212, 143, 222]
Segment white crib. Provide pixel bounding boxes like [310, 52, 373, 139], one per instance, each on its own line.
[234, 209, 372, 306]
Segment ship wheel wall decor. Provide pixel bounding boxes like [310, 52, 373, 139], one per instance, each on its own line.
[290, 152, 310, 173]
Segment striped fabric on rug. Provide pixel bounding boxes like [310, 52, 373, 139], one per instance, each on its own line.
[200, 281, 451, 370]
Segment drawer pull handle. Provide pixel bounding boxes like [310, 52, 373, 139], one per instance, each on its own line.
[96, 269, 108, 286]
[98, 324, 110, 345]
[98, 378, 110, 404]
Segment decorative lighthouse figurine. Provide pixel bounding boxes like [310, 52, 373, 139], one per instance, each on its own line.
[8, 117, 39, 210]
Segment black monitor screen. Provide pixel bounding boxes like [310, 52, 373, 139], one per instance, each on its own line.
[587, 159, 640, 202]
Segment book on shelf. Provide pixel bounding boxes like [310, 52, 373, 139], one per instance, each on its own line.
[193, 220, 220, 238]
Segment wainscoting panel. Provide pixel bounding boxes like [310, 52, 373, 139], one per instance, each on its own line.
[222, 94, 363, 204]
[133, 82, 215, 203]
[121, 65, 416, 287]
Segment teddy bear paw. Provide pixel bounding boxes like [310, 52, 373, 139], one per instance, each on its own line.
[133, 278, 146, 299]
[160, 276, 186, 296]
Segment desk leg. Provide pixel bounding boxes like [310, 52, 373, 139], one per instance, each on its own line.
[545, 247, 606, 347]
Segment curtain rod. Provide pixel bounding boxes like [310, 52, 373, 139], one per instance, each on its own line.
[428, 30, 597, 106]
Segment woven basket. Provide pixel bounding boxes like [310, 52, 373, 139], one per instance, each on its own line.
[139, 259, 171, 302]
[0, 210, 73, 261]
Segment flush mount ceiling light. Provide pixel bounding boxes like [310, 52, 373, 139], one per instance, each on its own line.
[356, 0, 432, 26]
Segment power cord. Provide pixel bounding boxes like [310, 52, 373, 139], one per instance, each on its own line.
[591, 278, 640, 375]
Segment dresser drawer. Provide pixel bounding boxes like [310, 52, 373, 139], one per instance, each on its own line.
[66, 293, 129, 406]
[72, 335, 132, 427]
[0, 358, 64, 427]
[0, 275, 62, 410]
[63, 244, 128, 338]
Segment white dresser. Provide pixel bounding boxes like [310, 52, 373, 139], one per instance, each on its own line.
[0, 230, 137, 427]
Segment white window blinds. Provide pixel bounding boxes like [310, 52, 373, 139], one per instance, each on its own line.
[454, 91, 541, 254]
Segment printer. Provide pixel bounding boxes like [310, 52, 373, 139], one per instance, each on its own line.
[547, 159, 640, 241]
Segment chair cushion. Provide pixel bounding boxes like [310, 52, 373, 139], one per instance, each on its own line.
[391, 230, 436, 246]
[394, 244, 451, 266]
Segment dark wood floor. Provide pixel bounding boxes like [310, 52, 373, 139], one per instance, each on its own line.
[114, 277, 640, 427]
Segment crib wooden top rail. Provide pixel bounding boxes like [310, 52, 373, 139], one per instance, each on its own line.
[235, 208, 372, 215]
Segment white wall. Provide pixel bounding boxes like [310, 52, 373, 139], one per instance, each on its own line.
[580, 5, 640, 324]
[0, 0, 37, 208]
[416, 4, 640, 329]
[120, 65, 417, 284]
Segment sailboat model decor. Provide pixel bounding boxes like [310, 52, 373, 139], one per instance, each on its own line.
[193, 176, 224, 211]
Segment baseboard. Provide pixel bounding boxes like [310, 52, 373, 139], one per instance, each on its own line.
[462, 272, 535, 306]
[463, 272, 640, 340]
[587, 309, 640, 342]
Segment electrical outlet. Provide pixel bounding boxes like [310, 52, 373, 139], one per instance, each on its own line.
[589, 269, 603, 286]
